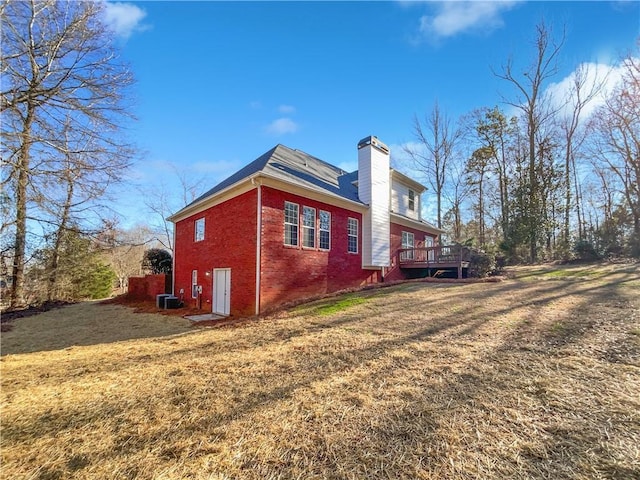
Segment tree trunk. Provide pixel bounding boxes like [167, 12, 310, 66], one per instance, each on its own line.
[563, 145, 572, 246]
[479, 172, 485, 246]
[528, 118, 538, 263]
[436, 185, 442, 229]
[47, 177, 74, 301]
[572, 155, 584, 241]
[10, 109, 34, 308]
[499, 161, 510, 244]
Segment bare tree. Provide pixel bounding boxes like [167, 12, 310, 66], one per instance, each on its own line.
[439, 148, 472, 244]
[34, 117, 131, 299]
[143, 184, 176, 253]
[141, 165, 209, 254]
[495, 21, 565, 262]
[1, 0, 135, 306]
[100, 225, 151, 293]
[557, 63, 606, 252]
[589, 52, 640, 255]
[404, 101, 462, 229]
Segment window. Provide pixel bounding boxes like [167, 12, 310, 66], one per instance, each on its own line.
[195, 218, 205, 242]
[347, 218, 358, 253]
[319, 210, 330, 250]
[408, 189, 415, 211]
[402, 231, 415, 248]
[402, 231, 415, 261]
[191, 270, 198, 298]
[302, 206, 316, 248]
[284, 202, 299, 246]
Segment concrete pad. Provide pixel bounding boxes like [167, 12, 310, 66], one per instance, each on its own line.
[185, 313, 227, 322]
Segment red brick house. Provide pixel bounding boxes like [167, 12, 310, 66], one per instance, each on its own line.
[168, 136, 445, 317]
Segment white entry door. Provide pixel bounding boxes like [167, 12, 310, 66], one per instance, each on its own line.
[425, 236, 435, 261]
[213, 268, 231, 316]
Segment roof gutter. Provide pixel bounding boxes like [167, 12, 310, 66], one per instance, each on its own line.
[390, 169, 428, 193]
[167, 172, 262, 223]
[390, 212, 445, 235]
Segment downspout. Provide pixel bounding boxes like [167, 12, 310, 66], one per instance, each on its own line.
[171, 223, 176, 296]
[253, 178, 262, 315]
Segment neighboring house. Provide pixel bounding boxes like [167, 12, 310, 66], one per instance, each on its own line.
[168, 136, 445, 317]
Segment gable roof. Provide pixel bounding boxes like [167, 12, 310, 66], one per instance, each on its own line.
[183, 144, 361, 211]
[169, 143, 443, 234]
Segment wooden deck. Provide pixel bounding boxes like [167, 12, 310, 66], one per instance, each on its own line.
[398, 245, 471, 278]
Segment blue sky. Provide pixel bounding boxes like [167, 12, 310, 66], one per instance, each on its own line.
[103, 1, 639, 229]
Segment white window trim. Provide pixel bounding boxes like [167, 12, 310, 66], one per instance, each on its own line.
[284, 201, 299, 247]
[402, 231, 415, 247]
[302, 206, 316, 249]
[191, 270, 198, 298]
[402, 231, 415, 261]
[347, 217, 358, 254]
[195, 217, 205, 242]
[319, 210, 331, 251]
[408, 189, 415, 211]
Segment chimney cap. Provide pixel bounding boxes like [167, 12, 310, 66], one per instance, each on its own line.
[357, 135, 389, 154]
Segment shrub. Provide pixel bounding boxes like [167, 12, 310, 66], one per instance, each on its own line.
[142, 248, 172, 275]
[573, 240, 600, 261]
[468, 250, 497, 278]
[82, 263, 117, 299]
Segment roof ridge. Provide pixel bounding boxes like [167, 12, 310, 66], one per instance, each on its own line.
[170, 143, 363, 220]
[286, 146, 350, 175]
[185, 145, 277, 207]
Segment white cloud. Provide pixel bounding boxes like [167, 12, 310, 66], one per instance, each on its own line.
[103, 2, 148, 40]
[266, 117, 299, 135]
[336, 160, 357, 173]
[418, 1, 520, 41]
[278, 104, 296, 114]
[545, 60, 631, 121]
[389, 141, 426, 168]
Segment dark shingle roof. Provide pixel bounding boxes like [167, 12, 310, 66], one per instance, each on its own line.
[170, 143, 443, 233]
[184, 144, 361, 210]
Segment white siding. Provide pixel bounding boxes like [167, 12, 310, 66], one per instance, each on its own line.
[391, 179, 420, 221]
[358, 139, 390, 268]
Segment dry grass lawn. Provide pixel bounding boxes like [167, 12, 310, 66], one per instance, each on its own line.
[1, 263, 639, 479]
[0, 301, 193, 355]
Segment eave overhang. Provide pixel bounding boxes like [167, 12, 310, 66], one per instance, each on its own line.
[390, 169, 428, 193]
[167, 172, 368, 223]
[390, 212, 445, 236]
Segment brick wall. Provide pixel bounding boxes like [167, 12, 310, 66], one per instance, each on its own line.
[259, 187, 380, 312]
[172, 184, 440, 317]
[128, 274, 168, 300]
[385, 223, 438, 282]
[173, 189, 258, 316]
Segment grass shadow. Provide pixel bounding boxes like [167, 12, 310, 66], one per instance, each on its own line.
[0, 302, 194, 356]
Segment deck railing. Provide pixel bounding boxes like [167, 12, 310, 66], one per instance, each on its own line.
[398, 245, 471, 266]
